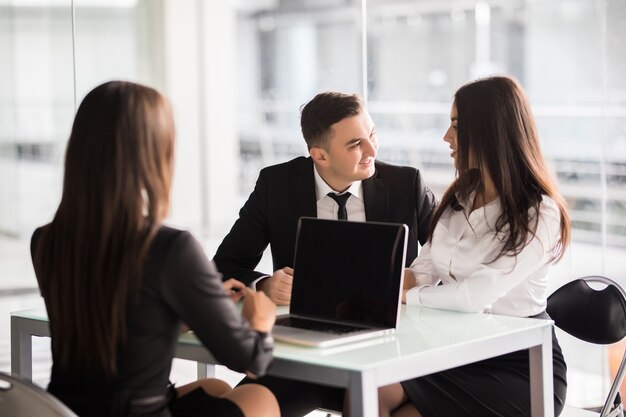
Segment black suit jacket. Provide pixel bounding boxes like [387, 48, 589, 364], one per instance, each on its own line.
[213, 156, 436, 286]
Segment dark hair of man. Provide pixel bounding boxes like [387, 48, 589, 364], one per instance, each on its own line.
[300, 91, 362, 149]
[32, 81, 175, 377]
[429, 76, 570, 262]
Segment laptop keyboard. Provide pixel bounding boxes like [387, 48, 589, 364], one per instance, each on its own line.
[275, 317, 366, 334]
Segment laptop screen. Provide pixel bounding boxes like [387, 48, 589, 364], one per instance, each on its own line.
[290, 217, 407, 329]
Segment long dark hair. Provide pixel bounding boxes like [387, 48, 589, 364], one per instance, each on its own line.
[429, 76, 570, 262]
[33, 81, 175, 376]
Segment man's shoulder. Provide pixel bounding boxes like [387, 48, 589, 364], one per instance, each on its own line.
[30, 224, 50, 254]
[374, 160, 419, 177]
[259, 156, 312, 177]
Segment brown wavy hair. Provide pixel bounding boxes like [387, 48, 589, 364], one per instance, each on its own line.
[32, 81, 175, 376]
[429, 76, 570, 262]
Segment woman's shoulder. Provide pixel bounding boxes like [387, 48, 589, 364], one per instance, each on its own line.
[151, 225, 198, 255]
[147, 225, 219, 291]
[531, 195, 562, 244]
[149, 225, 212, 268]
[536, 195, 560, 220]
[154, 224, 189, 241]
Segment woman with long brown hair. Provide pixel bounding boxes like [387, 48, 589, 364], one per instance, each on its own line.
[377, 76, 570, 417]
[31, 81, 279, 417]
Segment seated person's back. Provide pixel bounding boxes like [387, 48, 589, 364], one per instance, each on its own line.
[31, 81, 278, 417]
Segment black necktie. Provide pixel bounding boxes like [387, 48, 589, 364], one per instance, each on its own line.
[327, 192, 350, 220]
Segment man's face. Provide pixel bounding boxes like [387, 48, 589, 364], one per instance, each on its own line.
[313, 109, 378, 191]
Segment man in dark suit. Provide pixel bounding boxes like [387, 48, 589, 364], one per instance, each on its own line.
[215, 91, 436, 304]
[213, 91, 437, 416]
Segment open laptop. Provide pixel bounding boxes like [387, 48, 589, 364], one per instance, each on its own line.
[272, 217, 408, 347]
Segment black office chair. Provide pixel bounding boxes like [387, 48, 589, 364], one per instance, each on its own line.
[547, 275, 626, 417]
[0, 372, 77, 417]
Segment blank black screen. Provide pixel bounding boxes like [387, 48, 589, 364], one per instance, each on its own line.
[290, 217, 406, 329]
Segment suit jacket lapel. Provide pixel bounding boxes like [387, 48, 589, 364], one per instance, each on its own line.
[363, 168, 388, 222]
[292, 157, 317, 220]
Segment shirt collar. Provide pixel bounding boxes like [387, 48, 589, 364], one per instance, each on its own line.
[313, 165, 363, 202]
[455, 190, 500, 216]
[455, 190, 474, 212]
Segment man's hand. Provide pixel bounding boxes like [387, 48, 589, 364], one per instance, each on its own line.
[223, 278, 246, 303]
[256, 267, 293, 305]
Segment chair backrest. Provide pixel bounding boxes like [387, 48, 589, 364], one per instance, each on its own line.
[547, 275, 626, 345]
[547, 275, 626, 417]
[0, 372, 78, 417]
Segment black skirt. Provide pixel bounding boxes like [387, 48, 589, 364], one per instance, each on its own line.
[400, 312, 567, 417]
[50, 385, 244, 417]
[169, 387, 244, 417]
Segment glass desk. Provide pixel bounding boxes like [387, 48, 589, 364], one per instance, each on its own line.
[11, 305, 555, 417]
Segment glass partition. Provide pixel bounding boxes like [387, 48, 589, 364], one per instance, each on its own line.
[235, 0, 365, 192]
[1, 0, 625, 406]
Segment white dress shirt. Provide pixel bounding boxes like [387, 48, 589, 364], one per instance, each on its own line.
[313, 165, 366, 222]
[405, 194, 562, 317]
[253, 166, 366, 289]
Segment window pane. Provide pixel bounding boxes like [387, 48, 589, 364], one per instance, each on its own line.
[0, 1, 74, 289]
[366, 0, 626, 406]
[236, 0, 364, 193]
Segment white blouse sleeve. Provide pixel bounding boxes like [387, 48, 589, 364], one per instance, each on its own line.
[405, 200, 561, 313]
[406, 241, 440, 287]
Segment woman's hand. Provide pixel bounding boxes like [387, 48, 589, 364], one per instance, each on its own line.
[403, 268, 416, 290]
[402, 269, 417, 304]
[223, 278, 246, 303]
[241, 287, 276, 333]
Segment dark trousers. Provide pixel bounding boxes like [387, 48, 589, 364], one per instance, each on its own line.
[238, 375, 345, 417]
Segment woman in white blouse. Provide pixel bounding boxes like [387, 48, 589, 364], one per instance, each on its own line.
[377, 76, 570, 417]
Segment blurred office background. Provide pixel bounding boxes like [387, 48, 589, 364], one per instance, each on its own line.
[1, 0, 625, 411]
